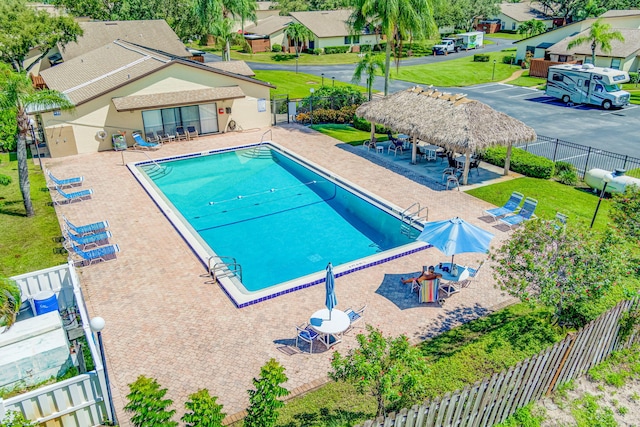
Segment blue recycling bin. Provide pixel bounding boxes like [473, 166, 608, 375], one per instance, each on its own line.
[34, 291, 59, 315]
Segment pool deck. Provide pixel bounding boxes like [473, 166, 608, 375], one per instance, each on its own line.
[44, 125, 518, 426]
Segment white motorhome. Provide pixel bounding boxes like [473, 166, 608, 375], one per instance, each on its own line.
[546, 64, 630, 109]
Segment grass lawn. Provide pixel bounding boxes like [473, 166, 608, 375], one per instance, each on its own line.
[0, 153, 66, 276]
[253, 71, 368, 99]
[508, 70, 546, 87]
[309, 124, 388, 145]
[622, 84, 640, 105]
[486, 32, 523, 41]
[232, 50, 363, 65]
[466, 177, 612, 229]
[389, 51, 522, 87]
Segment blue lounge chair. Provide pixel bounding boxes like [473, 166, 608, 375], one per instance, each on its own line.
[62, 214, 109, 235]
[68, 242, 120, 266]
[64, 229, 112, 250]
[484, 191, 524, 221]
[46, 169, 84, 188]
[500, 197, 538, 229]
[132, 132, 161, 150]
[52, 186, 93, 205]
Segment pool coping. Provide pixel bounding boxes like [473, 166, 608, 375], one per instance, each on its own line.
[127, 141, 432, 307]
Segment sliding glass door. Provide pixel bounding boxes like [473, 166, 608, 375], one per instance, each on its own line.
[141, 103, 219, 137]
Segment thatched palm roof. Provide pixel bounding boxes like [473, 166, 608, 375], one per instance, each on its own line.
[356, 86, 537, 153]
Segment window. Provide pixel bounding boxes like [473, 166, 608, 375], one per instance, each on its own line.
[584, 56, 593, 64]
[610, 58, 621, 69]
[141, 104, 219, 137]
[558, 55, 567, 62]
[344, 35, 360, 44]
[552, 74, 563, 82]
[595, 84, 604, 93]
[512, 22, 516, 30]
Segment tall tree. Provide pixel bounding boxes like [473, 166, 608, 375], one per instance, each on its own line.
[181, 389, 226, 427]
[0, 64, 74, 217]
[517, 19, 547, 37]
[574, 0, 606, 20]
[434, 0, 500, 32]
[349, 0, 437, 96]
[283, 23, 315, 56]
[0, 0, 82, 72]
[212, 18, 236, 61]
[567, 18, 624, 65]
[124, 376, 178, 427]
[352, 52, 385, 101]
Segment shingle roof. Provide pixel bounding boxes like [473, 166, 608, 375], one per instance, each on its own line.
[599, 9, 640, 18]
[244, 15, 294, 36]
[289, 10, 353, 37]
[205, 60, 255, 77]
[498, 1, 553, 22]
[256, 1, 277, 11]
[548, 27, 640, 57]
[112, 87, 245, 111]
[39, 40, 273, 106]
[60, 20, 190, 61]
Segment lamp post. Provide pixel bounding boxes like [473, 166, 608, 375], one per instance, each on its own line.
[590, 172, 614, 228]
[295, 57, 298, 74]
[321, 73, 324, 86]
[90, 317, 117, 425]
[29, 118, 43, 170]
[492, 59, 497, 81]
[309, 88, 314, 125]
[332, 76, 335, 87]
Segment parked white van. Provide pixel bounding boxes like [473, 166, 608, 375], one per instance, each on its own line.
[546, 64, 630, 109]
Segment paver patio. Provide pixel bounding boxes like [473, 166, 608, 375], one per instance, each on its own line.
[45, 125, 517, 426]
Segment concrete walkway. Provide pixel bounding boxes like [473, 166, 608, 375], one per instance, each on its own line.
[46, 126, 517, 425]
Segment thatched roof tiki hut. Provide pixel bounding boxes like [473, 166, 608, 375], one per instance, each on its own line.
[356, 87, 537, 185]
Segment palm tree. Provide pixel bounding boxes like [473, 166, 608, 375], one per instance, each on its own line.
[212, 18, 236, 61]
[0, 276, 21, 330]
[567, 18, 624, 65]
[517, 19, 547, 37]
[352, 52, 385, 101]
[0, 64, 73, 217]
[284, 23, 314, 56]
[349, 0, 437, 96]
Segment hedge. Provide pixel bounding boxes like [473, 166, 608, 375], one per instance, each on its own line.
[353, 115, 388, 134]
[481, 146, 555, 179]
[474, 54, 490, 62]
[629, 72, 639, 84]
[297, 105, 358, 124]
[324, 46, 350, 54]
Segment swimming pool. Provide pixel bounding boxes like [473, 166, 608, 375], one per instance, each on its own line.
[129, 142, 427, 306]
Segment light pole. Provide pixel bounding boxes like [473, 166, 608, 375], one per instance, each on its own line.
[91, 317, 117, 425]
[29, 118, 43, 170]
[295, 57, 298, 74]
[590, 172, 614, 228]
[492, 59, 497, 81]
[309, 88, 314, 125]
[332, 76, 335, 87]
[321, 73, 324, 86]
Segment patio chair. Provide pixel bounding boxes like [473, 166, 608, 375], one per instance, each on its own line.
[499, 197, 538, 229]
[67, 242, 120, 267]
[484, 191, 524, 221]
[186, 126, 199, 139]
[63, 229, 112, 250]
[146, 131, 162, 143]
[460, 260, 485, 288]
[132, 132, 161, 150]
[46, 169, 84, 189]
[363, 139, 376, 151]
[62, 214, 109, 236]
[387, 138, 404, 156]
[175, 126, 188, 141]
[418, 279, 444, 304]
[555, 212, 568, 230]
[344, 305, 367, 332]
[445, 174, 460, 191]
[469, 158, 481, 176]
[295, 323, 319, 353]
[52, 186, 93, 205]
[161, 131, 176, 143]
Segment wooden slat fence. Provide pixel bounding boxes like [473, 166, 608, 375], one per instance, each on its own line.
[358, 298, 640, 427]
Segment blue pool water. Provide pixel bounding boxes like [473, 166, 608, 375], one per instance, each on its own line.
[138, 146, 415, 292]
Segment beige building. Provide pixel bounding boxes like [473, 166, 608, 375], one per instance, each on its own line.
[289, 10, 380, 51]
[494, 1, 554, 32]
[515, 10, 640, 69]
[36, 40, 273, 158]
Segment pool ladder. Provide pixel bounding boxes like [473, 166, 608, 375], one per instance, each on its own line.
[400, 203, 428, 238]
[208, 256, 243, 283]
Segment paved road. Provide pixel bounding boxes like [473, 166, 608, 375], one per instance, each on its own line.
[206, 38, 639, 158]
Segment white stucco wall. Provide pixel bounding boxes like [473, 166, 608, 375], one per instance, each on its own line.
[40, 63, 272, 156]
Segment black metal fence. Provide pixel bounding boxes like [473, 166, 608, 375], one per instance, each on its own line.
[515, 135, 640, 179]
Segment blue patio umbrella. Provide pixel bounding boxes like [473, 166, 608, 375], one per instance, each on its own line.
[325, 262, 337, 320]
[416, 217, 494, 265]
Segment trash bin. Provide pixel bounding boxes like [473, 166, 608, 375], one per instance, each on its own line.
[33, 291, 59, 315]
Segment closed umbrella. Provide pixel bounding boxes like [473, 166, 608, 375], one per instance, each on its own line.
[325, 262, 337, 320]
[416, 217, 494, 266]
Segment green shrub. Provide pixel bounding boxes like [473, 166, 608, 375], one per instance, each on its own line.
[502, 55, 516, 65]
[271, 44, 282, 53]
[360, 44, 373, 52]
[554, 161, 578, 185]
[481, 146, 555, 179]
[629, 72, 639, 84]
[353, 115, 387, 134]
[324, 46, 350, 54]
[312, 48, 323, 55]
[474, 54, 490, 62]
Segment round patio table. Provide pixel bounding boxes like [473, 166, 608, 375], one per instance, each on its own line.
[309, 308, 349, 349]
